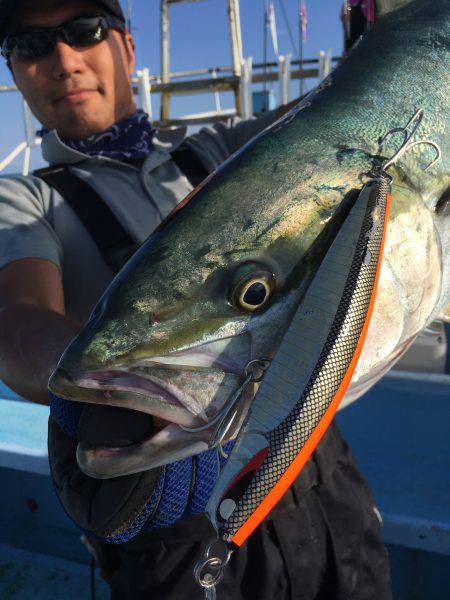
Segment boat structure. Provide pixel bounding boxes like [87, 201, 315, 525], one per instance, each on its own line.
[0, 1, 449, 598]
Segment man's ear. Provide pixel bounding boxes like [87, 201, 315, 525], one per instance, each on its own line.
[124, 29, 136, 76]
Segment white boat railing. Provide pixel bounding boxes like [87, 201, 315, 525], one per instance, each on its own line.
[0, 97, 41, 176]
[0, 49, 335, 175]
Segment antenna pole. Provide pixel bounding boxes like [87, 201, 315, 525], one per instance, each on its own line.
[126, 0, 133, 31]
[160, 1, 170, 120]
[263, 0, 268, 108]
[298, 0, 304, 96]
[227, 0, 243, 116]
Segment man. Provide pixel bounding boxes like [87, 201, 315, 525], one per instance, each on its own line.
[0, 1, 392, 598]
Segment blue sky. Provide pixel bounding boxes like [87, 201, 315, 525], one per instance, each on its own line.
[0, 0, 344, 173]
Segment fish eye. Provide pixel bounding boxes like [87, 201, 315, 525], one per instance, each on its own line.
[233, 271, 275, 312]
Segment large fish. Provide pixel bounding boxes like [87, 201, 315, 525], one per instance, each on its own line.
[49, 0, 449, 493]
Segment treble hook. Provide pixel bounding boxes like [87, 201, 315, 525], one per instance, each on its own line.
[378, 108, 442, 173]
[379, 107, 424, 148]
[383, 139, 442, 172]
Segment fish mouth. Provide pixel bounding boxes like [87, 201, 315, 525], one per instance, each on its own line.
[49, 336, 252, 479]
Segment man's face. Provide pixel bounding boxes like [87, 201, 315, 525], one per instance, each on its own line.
[9, 0, 137, 139]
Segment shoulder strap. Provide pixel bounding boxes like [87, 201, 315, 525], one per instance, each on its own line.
[171, 142, 210, 188]
[33, 165, 138, 273]
[33, 144, 209, 273]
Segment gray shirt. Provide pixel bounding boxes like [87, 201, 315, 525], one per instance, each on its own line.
[0, 112, 278, 322]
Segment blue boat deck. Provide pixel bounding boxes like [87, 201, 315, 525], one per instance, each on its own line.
[0, 544, 108, 600]
[0, 369, 449, 598]
[338, 372, 450, 557]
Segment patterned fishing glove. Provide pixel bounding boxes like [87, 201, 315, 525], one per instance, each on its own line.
[48, 393, 231, 543]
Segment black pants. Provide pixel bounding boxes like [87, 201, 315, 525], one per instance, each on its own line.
[90, 423, 392, 600]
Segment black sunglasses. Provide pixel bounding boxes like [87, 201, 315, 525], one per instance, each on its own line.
[2, 14, 125, 60]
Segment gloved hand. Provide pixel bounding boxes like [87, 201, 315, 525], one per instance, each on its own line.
[48, 392, 231, 543]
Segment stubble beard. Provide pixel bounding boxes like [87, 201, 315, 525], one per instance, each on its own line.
[51, 92, 137, 140]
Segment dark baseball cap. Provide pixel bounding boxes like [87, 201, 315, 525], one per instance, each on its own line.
[0, 1, 126, 43]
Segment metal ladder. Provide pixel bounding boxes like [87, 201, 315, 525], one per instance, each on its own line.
[159, 0, 245, 123]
